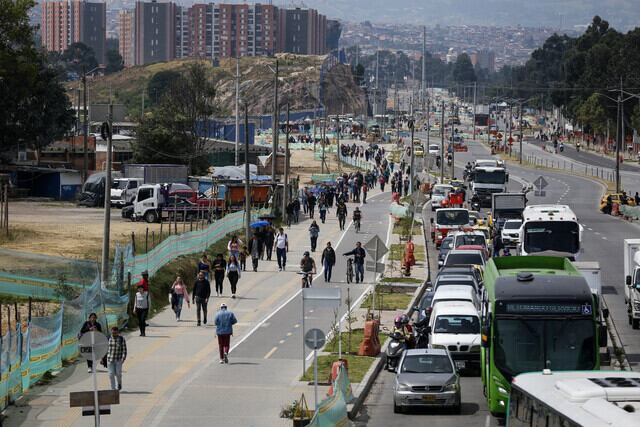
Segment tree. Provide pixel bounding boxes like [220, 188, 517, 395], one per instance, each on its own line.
[632, 103, 640, 134]
[452, 53, 476, 83]
[147, 70, 181, 106]
[576, 93, 608, 136]
[62, 42, 98, 77]
[105, 49, 123, 74]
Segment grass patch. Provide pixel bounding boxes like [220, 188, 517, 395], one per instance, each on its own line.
[389, 243, 425, 262]
[301, 354, 375, 384]
[0, 226, 40, 245]
[324, 328, 379, 355]
[361, 292, 413, 310]
[380, 277, 423, 284]
[392, 217, 422, 236]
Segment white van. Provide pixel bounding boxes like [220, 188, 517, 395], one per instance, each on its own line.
[428, 302, 481, 371]
[431, 285, 480, 312]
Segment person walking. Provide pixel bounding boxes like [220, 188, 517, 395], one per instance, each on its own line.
[321, 242, 336, 282]
[226, 255, 241, 299]
[308, 193, 317, 218]
[214, 303, 238, 364]
[212, 253, 227, 297]
[79, 313, 103, 373]
[362, 182, 368, 204]
[192, 271, 211, 326]
[248, 234, 260, 272]
[286, 200, 295, 227]
[336, 201, 348, 231]
[264, 226, 275, 261]
[227, 235, 242, 260]
[319, 199, 328, 223]
[343, 242, 366, 283]
[274, 227, 288, 271]
[106, 327, 126, 391]
[309, 220, 320, 252]
[133, 285, 149, 336]
[198, 253, 211, 280]
[239, 244, 248, 271]
[170, 276, 190, 321]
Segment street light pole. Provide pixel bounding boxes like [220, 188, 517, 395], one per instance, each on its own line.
[440, 101, 445, 182]
[409, 118, 415, 194]
[271, 60, 279, 202]
[282, 103, 290, 224]
[100, 101, 113, 285]
[519, 103, 524, 164]
[616, 92, 622, 193]
[235, 56, 240, 166]
[82, 66, 88, 183]
[245, 102, 252, 242]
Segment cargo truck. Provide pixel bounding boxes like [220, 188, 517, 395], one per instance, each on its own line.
[121, 164, 189, 185]
[623, 239, 640, 328]
[491, 192, 526, 235]
[470, 166, 508, 207]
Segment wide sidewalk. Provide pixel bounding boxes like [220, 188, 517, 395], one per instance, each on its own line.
[3, 199, 360, 426]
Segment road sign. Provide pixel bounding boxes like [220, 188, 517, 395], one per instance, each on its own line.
[70, 390, 119, 407]
[305, 328, 326, 350]
[534, 190, 546, 197]
[533, 176, 548, 190]
[78, 331, 108, 361]
[366, 261, 385, 272]
[364, 235, 388, 261]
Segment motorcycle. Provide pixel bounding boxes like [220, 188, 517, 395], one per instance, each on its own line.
[413, 319, 430, 349]
[385, 331, 407, 371]
[559, 143, 565, 153]
[471, 200, 481, 211]
[576, 143, 581, 153]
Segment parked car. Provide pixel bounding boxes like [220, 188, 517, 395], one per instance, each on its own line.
[437, 266, 484, 288]
[428, 302, 481, 373]
[455, 245, 490, 262]
[415, 290, 436, 323]
[501, 219, 522, 248]
[393, 348, 461, 414]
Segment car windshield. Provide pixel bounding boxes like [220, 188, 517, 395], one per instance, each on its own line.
[434, 315, 480, 334]
[504, 221, 522, 230]
[111, 181, 127, 190]
[400, 355, 453, 374]
[445, 253, 483, 266]
[429, 145, 439, 151]
[419, 293, 435, 311]
[436, 210, 469, 226]
[437, 279, 475, 290]
[494, 318, 596, 381]
[456, 235, 486, 247]
[433, 187, 451, 196]
[474, 170, 506, 184]
[523, 221, 580, 254]
[440, 237, 454, 251]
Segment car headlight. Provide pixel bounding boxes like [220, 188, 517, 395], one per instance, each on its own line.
[443, 382, 459, 392]
[395, 382, 411, 392]
[430, 344, 446, 349]
[470, 345, 481, 353]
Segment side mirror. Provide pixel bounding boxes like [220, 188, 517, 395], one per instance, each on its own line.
[481, 325, 490, 348]
[602, 308, 610, 319]
[413, 305, 420, 312]
[430, 218, 434, 224]
[599, 324, 608, 348]
[626, 275, 632, 286]
[426, 326, 432, 333]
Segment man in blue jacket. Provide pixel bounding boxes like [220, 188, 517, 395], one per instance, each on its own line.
[214, 303, 238, 364]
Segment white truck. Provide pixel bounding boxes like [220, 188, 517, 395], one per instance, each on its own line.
[110, 177, 144, 207]
[470, 166, 508, 207]
[518, 204, 583, 260]
[624, 239, 640, 328]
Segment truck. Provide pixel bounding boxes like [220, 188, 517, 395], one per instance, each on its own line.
[518, 205, 583, 260]
[491, 193, 526, 233]
[129, 184, 213, 223]
[623, 239, 640, 328]
[110, 177, 144, 207]
[470, 166, 508, 207]
[121, 164, 189, 185]
[430, 208, 470, 248]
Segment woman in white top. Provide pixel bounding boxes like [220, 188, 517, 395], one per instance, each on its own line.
[274, 227, 288, 271]
[170, 276, 190, 321]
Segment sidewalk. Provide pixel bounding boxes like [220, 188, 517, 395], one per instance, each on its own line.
[3, 205, 350, 426]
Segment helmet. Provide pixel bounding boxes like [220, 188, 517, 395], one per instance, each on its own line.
[400, 314, 410, 325]
[394, 315, 404, 327]
[304, 251, 310, 256]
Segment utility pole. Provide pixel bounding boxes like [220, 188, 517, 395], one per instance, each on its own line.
[244, 102, 252, 242]
[282, 103, 290, 223]
[235, 55, 240, 166]
[101, 101, 113, 285]
[82, 66, 88, 183]
[472, 82, 477, 139]
[508, 103, 513, 155]
[519, 103, 524, 164]
[271, 60, 279, 199]
[337, 109, 342, 174]
[440, 101, 445, 181]
[421, 26, 426, 112]
[451, 104, 456, 180]
[375, 49, 379, 116]
[616, 89, 622, 193]
[321, 111, 327, 174]
[426, 98, 431, 169]
[409, 118, 415, 194]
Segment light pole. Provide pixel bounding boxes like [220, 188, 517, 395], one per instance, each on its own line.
[440, 101, 445, 182]
[101, 100, 113, 285]
[244, 102, 251, 242]
[282, 103, 290, 224]
[409, 118, 415, 194]
[82, 65, 104, 183]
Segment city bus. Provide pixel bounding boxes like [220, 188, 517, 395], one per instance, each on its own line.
[507, 370, 640, 426]
[480, 256, 605, 416]
[518, 205, 583, 260]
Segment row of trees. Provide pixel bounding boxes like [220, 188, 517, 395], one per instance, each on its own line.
[47, 41, 124, 79]
[0, 0, 75, 159]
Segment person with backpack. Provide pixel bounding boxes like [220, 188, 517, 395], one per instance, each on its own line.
[214, 303, 237, 364]
[274, 227, 288, 271]
[133, 285, 149, 336]
[308, 220, 320, 252]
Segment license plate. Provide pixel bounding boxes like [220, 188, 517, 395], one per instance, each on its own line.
[455, 361, 466, 369]
[422, 395, 436, 401]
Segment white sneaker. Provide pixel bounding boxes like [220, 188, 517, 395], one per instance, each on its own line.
[219, 360, 224, 364]
[88, 368, 92, 373]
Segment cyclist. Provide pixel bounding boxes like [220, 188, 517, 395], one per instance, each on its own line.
[299, 251, 316, 288]
[343, 242, 366, 283]
[336, 200, 348, 230]
[352, 206, 362, 232]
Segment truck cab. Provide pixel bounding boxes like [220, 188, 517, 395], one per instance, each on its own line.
[132, 184, 164, 223]
[518, 205, 582, 259]
[471, 166, 508, 207]
[430, 208, 470, 248]
[111, 177, 144, 207]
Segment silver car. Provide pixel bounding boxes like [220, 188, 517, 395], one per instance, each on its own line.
[393, 348, 461, 414]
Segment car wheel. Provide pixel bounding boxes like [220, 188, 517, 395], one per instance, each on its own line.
[452, 403, 461, 414]
[144, 210, 158, 223]
[393, 402, 402, 414]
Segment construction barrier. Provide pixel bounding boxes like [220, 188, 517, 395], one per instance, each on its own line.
[307, 366, 353, 427]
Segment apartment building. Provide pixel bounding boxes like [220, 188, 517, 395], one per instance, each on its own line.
[134, 0, 177, 65]
[41, 0, 106, 64]
[118, 10, 135, 66]
[278, 7, 326, 55]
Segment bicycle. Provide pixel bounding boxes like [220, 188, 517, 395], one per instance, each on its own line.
[346, 257, 354, 284]
[298, 271, 313, 288]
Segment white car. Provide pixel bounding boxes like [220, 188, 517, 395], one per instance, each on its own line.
[501, 219, 523, 247]
[428, 302, 481, 372]
[429, 144, 441, 156]
[431, 285, 480, 312]
[431, 184, 453, 211]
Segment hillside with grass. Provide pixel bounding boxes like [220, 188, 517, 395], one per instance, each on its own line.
[77, 53, 365, 120]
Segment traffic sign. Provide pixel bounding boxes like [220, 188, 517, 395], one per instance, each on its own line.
[534, 190, 546, 197]
[365, 235, 388, 261]
[497, 133, 503, 139]
[366, 261, 385, 273]
[78, 331, 109, 361]
[533, 176, 548, 190]
[304, 328, 326, 350]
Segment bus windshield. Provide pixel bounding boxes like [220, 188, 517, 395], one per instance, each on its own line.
[523, 222, 579, 254]
[474, 170, 506, 184]
[436, 210, 469, 226]
[493, 318, 595, 380]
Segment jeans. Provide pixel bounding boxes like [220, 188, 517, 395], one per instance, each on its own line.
[338, 215, 346, 230]
[251, 257, 259, 271]
[228, 271, 239, 295]
[355, 262, 364, 283]
[108, 360, 123, 390]
[276, 247, 287, 269]
[323, 261, 333, 282]
[214, 271, 225, 295]
[265, 243, 273, 260]
[195, 297, 208, 324]
[136, 308, 148, 336]
[217, 334, 231, 360]
[173, 294, 184, 319]
[310, 236, 318, 252]
[320, 210, 326, 223]
[309, 205, 315, 218]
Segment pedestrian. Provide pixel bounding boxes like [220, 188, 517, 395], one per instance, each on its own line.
[286, 200, 295, 227]
[264, 226, 275, 261]
[319, 199, 328, 223]
[293, 198, 301, 223]
[214, 303, 238, 364]
[226, 255, 241, 299]
[343, 242, 366, 283]
[275, 227, 288, 271]
[249, 234, 260, 272]
[309, 220, 320, 252]
[79, 313, 103, 373]
[635, 192, 640, 206]
[107, 326, 126, 391]
[308, 193, 317, 218]
[192, 271, 211, 326]
[170, 276, 190, 321]
[227, 235, 243, 260]
[239, 245, 248, 271]
[212, 253, 227, 296]
[137, 270, 150, 292]
[321, 241, 336, 282]
[133, 285, 149, 336]
[362, 182, 368, 204]
[198, 253, 211, 280]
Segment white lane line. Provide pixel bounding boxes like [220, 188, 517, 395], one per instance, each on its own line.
[286, 332, 293, 337]
[263, 346, 278, 359]
[602, 237, 607, 240]
[587, 228, 593, 231]
[279, 339, 285, 344]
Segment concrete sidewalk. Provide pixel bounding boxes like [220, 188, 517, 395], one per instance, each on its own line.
[3, 202, 353, 427]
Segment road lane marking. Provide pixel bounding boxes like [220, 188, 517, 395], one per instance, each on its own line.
[287, 332, 293, 336]
[264, 346, 278, 359]
[279, 339, 285, 344]
[294, 324, 300, 328]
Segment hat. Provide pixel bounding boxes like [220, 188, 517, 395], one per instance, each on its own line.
[220, 303, 227, 309]
[141, 270, 149, 276]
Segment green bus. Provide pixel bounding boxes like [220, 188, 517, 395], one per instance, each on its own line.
[480, 256, 606, 416]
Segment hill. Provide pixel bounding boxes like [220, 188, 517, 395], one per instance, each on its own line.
[77, 54, 365, 120]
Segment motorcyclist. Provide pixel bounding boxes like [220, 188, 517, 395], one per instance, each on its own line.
[336, 200, 348, 230]
[559, 142, 565, 152]
[470, 193, 481, 210]
[392, 314, 414, 348]
[576, 141, 581, 152]
[299, 251, 316, 288]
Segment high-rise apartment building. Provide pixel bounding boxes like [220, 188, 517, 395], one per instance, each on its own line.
[134, 0, 177, 65]
[118, 10, 135, 67]
[278, 7, 326, 55]
[212, 3, 279, 58]
[41, 0, 106, 64]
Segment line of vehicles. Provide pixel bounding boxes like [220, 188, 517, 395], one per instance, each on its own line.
[387, 155, 630, 425]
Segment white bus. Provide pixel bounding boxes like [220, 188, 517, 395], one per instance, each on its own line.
[508, 370, 640, 427]
[518, 205, 583, 260]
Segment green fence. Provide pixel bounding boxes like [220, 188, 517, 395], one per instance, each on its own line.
[0, 209, 259, 411]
